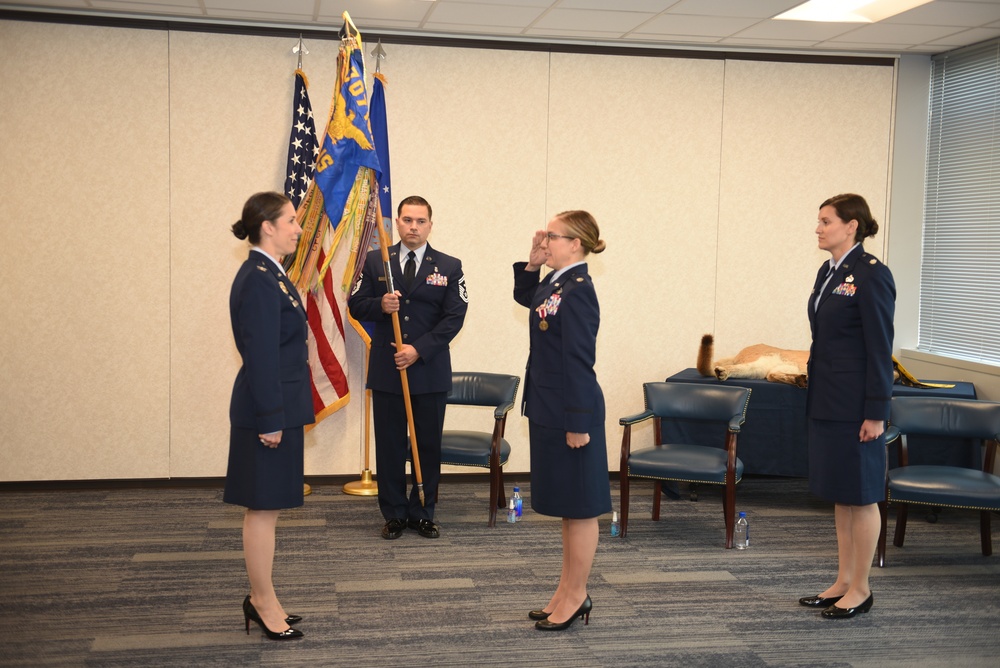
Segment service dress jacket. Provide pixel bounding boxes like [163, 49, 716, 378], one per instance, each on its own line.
[348, 242, 468, 395]
[806, 244, 896, 423]
[228, 251, 315, 434]
[513, 262, 603, 432]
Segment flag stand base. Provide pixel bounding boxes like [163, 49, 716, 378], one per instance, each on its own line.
[343, 469, 378, 496]
[304, 483, 312, 497]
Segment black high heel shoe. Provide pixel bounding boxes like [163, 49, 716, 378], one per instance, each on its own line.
[244, 596, 302, 626]
[535, 596, 592, 631]
[799, 594, 843, 608]
[821, 593, 874, 619]
[243, 596, 304, 640]
[528, 609, 550, 621]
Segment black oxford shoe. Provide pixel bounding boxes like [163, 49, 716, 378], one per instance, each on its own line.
[822, 593, 874, 619]
[381, 518, 406, 540]
[799, 594, 844, 608]
[407, 518, 440, 538]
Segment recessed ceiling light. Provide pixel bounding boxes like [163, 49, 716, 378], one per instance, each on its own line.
[775, 0, 933, 23]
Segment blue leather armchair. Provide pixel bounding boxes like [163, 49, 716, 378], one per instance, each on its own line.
[619, 382, 751, 548]
[877, 396, 1000, 566]
[439, 372, 520, 527]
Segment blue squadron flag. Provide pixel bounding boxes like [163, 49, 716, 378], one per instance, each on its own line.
[348, 70, 392, 346]
[283, 15, 382, 422]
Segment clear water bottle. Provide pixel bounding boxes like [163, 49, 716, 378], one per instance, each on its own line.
[506, 498, 517, 524]
[513, 486, 523, 521]
[734, 511, 749, 549]
[610, 511, 620, 537]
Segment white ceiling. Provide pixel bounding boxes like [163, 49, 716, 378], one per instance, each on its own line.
[3, 0, 1000, 55]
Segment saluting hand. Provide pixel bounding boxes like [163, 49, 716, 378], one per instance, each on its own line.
[525, 230, 548, 271]
[566, 432, 590, 449]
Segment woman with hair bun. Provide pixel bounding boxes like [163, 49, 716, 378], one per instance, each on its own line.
[513, 210, 612, 631]
[800, 193, 895, 620]
[225, 191, 312, 640]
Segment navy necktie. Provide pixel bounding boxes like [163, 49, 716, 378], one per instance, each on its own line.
[404, 251, 416, 287]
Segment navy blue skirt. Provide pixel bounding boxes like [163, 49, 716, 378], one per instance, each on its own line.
[528, 419, 612, 519]
[807, 418, 887, 505]
[223, 425, 304, 510]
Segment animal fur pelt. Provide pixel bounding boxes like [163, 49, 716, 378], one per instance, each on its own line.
[697, 334, 809, 388]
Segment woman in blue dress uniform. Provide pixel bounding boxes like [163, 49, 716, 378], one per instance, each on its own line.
[513, 210, 612, 631]
[799, 194, 895, 620]
[225, 191, 313, 640]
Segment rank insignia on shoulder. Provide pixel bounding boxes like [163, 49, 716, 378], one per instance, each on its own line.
[279, 282, 290, 295]
[256, 265, 268, 272]
[869, 258, 877, 265]
[576, 277, 584, 282]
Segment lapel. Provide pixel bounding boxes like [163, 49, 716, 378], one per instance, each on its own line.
[815, 244, 864, 314]
[533, 263, 587, 309]
[251, 251, 305, 316]
[387, 243, 405, 292]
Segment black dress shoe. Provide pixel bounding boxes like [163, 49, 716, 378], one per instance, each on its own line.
[407, 518, 440, 539]
[799, 594, 844, 608]
[528, 609, 551, 621]
[381, 518, 406, 540]
[285, 614, 302, 625]
[822, 593, 874, 619]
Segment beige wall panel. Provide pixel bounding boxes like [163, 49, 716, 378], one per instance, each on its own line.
[165, 31, 352, 477]
[0, 21, 170, 480]
[714, 61, 894, 356]
[369, 45, 551, 475]
[545, 52, 727, 464]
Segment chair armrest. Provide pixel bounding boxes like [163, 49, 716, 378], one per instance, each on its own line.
[620, 409, 655, 426]
[884, 425, 900, 443]
[727, 417, 744, 433]
[493, 400, 516, 420]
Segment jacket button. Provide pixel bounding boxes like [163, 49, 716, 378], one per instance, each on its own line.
[404, 316, 410, 321]
[403, 333, 409, 340]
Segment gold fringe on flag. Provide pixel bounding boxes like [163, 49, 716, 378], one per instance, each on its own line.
[892, 355, 956, 389]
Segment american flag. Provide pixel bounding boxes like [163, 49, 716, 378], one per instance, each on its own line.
[282, 67, 352, 423]
[284, 69, 318, 208]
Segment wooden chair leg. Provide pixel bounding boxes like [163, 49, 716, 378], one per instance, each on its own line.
[877, 501, 888, 567]
[893, 504, 909, 547]
[981, 510, 992, 557]
[620, 469, 630, 538]
[488, 461, 499, 528]
[652, 481, 662, 520]
[724, 480, 735, 549]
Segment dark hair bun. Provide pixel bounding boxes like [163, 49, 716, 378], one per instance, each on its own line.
[866, 219, 879, 239]
[231, 219, 248, 240]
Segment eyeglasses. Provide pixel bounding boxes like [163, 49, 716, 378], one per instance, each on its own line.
[545, 232, 575, 241]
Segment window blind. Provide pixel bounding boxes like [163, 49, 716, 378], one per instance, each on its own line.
[919, 39, 1000, 365]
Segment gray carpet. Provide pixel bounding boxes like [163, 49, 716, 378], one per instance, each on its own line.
[1, 476, 999, 667]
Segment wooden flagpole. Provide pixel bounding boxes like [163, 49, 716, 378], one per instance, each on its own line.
[373, 195, 425, 505]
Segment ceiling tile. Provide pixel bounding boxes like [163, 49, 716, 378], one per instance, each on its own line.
[884, 0, 1000, 26]
[826, 22, 966, 44]
[317, 0, 435, 24]
[422, 22, 529, 34]
[428, 2, 545, 27]
[734, 19, 862, 41]
[205, 0, 314, 14]
[531, 8, 656, 33]
[923, 26, 1000, 45]
[559, 0, 674, 11]
[632, 13, 760, 37]
[666, 0, 804, 19]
